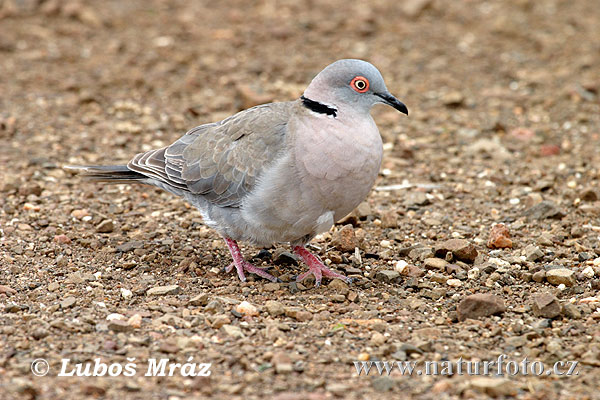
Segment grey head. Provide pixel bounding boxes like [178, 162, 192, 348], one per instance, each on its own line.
[302, 59, 408, 116]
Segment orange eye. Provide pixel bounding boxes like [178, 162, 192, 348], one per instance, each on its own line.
[351, 76, 369, 93]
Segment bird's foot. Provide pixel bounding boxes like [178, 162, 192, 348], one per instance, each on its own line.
[223, 237, 279, 282]
[225, 260, 279, 282]
[292, 246, 352, 287]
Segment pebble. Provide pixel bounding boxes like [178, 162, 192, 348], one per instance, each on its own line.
[211, 315, 231, 329]
[487, 224, 512, 249]
[582, 266, 595, 278]
[189, 293, 210, 306]
[60, 296, 76, 309]
[446, 278, 462, 287]
[272, 352, 293, 374]
[372, 376, 395, 392]
[96, 219, 114, 233]
[0, 285, 17, 295]
[326, 383, 350, 397]
[394, 260, 408, 273]
[523, 200, 566, 220]
[328, 279, 349, 295]
[531, 292, 561, 318]
[236, 301, 259, 317]
[467, 268, 480, 280]
[370, 332, 386, 346]
[146, 285, 181, 296]
[128, 313, 142, 328]
[272, 249, 299, 265]
[375, 270, 400, 283]
[53, 234, 71, 244]
[220, 324, 244, 338]
[424, 257, 447, 271]
[120, 288, 133, 300]
[546, 269, 575, 287]
[532, 270, 546, 283]
[434, 239, 478, 263]
[403, 191, 430, 207]
[562, 303, 581, 319]
[457, 294, 505, 321]
[470, 377, 516, 397]
[108, 319, 132, 332]
[265, 300, 286, 317]
[31, 327, 49, 340]
[331, 224, 358, 252]
[523, 244, 544, 262]
[380, 210, 398, 228]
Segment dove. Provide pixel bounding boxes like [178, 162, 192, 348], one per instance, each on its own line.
[68, 59, 408, 286]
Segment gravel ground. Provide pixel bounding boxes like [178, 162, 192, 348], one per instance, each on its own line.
[1, 0, 600, 399]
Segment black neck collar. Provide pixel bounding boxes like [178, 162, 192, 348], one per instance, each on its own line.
[301, 96, 337, 117]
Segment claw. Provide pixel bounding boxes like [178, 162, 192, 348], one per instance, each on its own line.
[223, 238, 278, 282]
[292, 246, 351, 286]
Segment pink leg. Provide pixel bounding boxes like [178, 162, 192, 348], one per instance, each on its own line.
[292, 246, 352, 287]
[223, 238, 279, 282]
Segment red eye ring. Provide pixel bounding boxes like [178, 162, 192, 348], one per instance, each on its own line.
[351, 76, 369, 93]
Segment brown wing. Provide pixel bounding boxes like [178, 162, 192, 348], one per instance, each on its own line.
[127, 102, 292, 207]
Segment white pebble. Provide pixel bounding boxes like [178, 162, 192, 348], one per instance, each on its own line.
[120, 288, 133, 300]
[509, 198, 520, 205]
[582, 266, 595, 279]
[394, 260, 408, 273]
[380, 240, 391, 248]
[593, 258, 600, 267]
[446, 279, 462, 287]
[106, 313, 126, 321]
[467, 267, 480, 280]
[557, 283, 566, 291]
[236, 300, 259, 317]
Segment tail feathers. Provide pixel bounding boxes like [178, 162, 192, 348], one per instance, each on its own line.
[65, 165, 147, 183]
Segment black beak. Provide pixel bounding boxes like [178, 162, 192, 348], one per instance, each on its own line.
[375, 92, 408, 115]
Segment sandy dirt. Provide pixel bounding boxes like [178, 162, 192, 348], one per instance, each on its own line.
[1, 0, 600, 398]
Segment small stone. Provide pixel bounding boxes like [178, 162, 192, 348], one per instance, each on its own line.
[272, 352, 293, 374]
[424, 257, 447, 271]
[326, 383, 350, 397]
[0, 285, 17, 295]
[523, 200, 566, 220]
[294, 311, 313, 322]
[328, 279, 349, 295]
[546, 269, 575, 287]
[263, 282, 281, 292]
[120, 288, 133, 300]
[220, 324, 244, 338]
[108, 319, 132, 332]
[19, 183, 42, 196]
[53, 234, 71, 244]
[331, 224, 358, 252]
[272, 249, 299, 265]
[580, 188, 599, 202]
[265, 300, 285, 317]
[236, 301, 259, 317]
[127, 314, 142, 328]
[523, 244, 544, 262]
[403, 191, 430, 207]
[116, 240, 144, 252]
[211, 315, 231, 329]
[446, 278, 462, 287]
[60, 296, 76, 309]
[372, 376, 395, 392]
[562, 303, 581, 319]
[470, 377, 517, 397]
[524, 193, 543, 207]
[532, 271, 546, 283]
[457, 294, 506, 321]
[394, 260, 408, 273]
[189, 293, 210, 306]
[537, 233, 554, 246]
[582, 266, 595, 279]
[531, 292, 561, 318]
[370, 331, 386, 346]
[380, 210, 398, 228]
[375, 270, 400, 283]
[96, 219, 114, 233]
[434, 239, 478, 263]
[487, 224, 512, 249]
[31, 327, 49, 340]
[146, 285, 181, 296]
